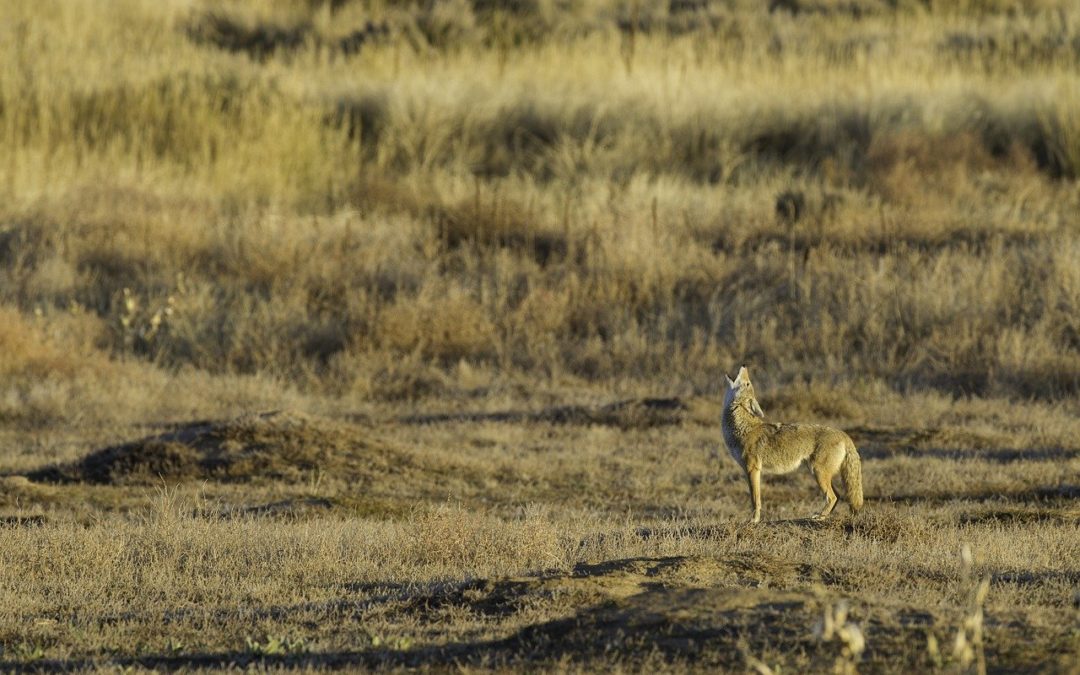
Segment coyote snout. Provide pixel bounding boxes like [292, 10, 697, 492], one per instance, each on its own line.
[721, 366, 864, 524]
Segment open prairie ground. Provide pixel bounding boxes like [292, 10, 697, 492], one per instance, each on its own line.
[1, 0, 1079, 671]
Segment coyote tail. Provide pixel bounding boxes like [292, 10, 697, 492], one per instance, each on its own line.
[841, 445, 864, 512]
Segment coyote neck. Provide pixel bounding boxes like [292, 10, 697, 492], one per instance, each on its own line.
[722, 401, 766, 456]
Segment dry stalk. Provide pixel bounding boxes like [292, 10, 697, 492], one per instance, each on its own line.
[814, 596, 866, 675]
[927, 544, 991, 673]
[951, 543, 991, 675]
[738, 638, 777, 675]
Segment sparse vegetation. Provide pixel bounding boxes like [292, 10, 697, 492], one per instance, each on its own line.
[1, 0, 1078, 671]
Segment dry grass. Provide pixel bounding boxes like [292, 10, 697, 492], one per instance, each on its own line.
[0, 400, 1078, 670]
[1, 0, 1079, 670]
[3, 0, 1080, 398]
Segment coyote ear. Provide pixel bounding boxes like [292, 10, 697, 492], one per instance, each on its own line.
[724, 374, 735, 388]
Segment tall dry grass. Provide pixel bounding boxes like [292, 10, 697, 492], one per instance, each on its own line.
[1, 0, 1080, 421]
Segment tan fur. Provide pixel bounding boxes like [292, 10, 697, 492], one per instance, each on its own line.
[721, 366, 864, 523]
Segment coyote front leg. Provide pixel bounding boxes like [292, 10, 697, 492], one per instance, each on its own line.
[746, 466, 762, 523]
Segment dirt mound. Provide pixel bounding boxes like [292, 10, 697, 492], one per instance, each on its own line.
[372, 554, 1033, 671]
[385, 555, 902, 670]
[27, 411, 391, 486]
[500, 584, 815, 665]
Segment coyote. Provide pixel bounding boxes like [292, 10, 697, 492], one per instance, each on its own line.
[721, 366, 863, 523]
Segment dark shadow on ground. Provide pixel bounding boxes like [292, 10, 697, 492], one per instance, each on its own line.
[869, 484, 1080, 505]
[0, 587, 821, 672]
[0, 514, 46, 527]
[396, 397, 687, 428]
[992, 570, 1080, 587]
[857, 446, 1072, 463]
[958, 509, 1079, 526]
[2, 553, 1069, 672]
[847, 426, 1077, 463]
[221, 497, 335, 519]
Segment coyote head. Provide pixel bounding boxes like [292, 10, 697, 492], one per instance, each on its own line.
[724, 366, 765, 418]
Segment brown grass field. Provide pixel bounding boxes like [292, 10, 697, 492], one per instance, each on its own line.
[1, 0, 1079, 671]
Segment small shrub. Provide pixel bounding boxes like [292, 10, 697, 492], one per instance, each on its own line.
[403, 503, 563, 574]
[379, 286, 499, 363]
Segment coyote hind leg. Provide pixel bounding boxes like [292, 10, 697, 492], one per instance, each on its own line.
[811, 466, 838, 519]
